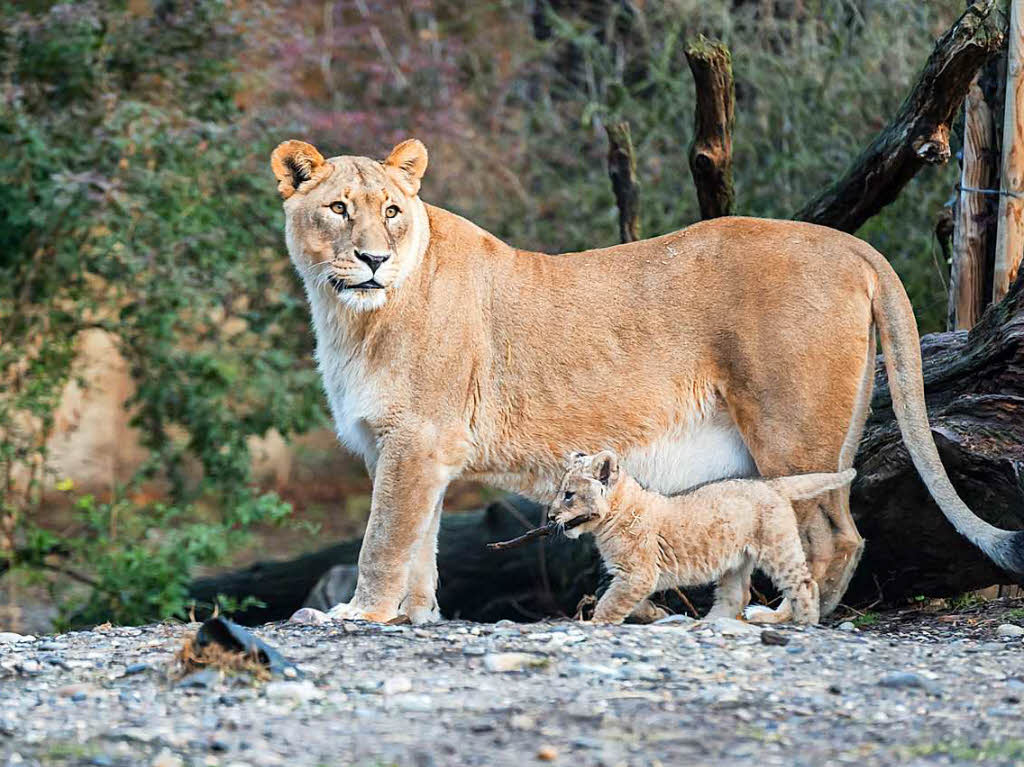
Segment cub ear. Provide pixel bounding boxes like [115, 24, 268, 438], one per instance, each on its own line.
[271, 140, 330, 199]
[591, 450, 620, 487]
[384, 138, 428, 196]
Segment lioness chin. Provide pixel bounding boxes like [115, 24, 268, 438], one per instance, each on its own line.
[271, 138, 1024, 625]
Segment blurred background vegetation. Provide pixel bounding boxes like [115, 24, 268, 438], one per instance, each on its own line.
[0, 0, 969, 629]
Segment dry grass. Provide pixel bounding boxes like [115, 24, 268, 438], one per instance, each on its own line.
[173, 630, 271, 681]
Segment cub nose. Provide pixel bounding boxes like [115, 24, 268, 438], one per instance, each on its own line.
[354, 250, 390, 272]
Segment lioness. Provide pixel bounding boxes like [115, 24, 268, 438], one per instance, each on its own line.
[549, 451, 856, 625]
[271, 138, 1024, 624]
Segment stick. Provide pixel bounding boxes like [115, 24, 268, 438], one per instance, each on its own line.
[486, 514, 596, 551]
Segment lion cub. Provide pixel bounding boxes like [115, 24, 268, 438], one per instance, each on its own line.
[549, 451, 856, 625]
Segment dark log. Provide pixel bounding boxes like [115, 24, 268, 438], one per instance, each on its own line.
[193, 274, 1024, 622]
[189, 497, 607, 625]
[795, 1, 1005, 233]
[685, 38, 735, 220]
[605, 121, 641, 243]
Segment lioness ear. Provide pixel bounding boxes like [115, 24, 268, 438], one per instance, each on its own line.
[384, 138, 428, 196]
[591, 450, 619, 486]
[271, 140, 330, 199]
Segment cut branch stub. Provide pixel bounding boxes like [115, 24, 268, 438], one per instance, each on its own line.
[685, 37, 735, 220]
[605, 120, 641, 244]
[796, 0, 1004, 233]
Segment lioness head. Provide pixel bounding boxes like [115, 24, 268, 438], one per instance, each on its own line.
[549, 450, 622, 538]
[271, 138, 430, 312]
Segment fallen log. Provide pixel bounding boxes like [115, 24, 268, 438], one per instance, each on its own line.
[192, 272, 1024, 623]
[795, 1, 1004, 232]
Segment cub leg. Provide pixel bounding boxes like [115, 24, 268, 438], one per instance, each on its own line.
[756, 504, 820, 625]
[592, 571, 658, 625]
[706, 557, 755, 620]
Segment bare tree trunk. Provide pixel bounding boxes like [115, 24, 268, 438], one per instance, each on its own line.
[993, 0, 1024, 303]
[950, 72, 999, 329]
[796, 1, 1004, 232]
[605, 121, 641, 243]
[685, 38, 735, 220]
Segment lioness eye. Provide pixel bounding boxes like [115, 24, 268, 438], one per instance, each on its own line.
[563, 491, 575, 503]
[329, 201, 347, 216]
[385, 205, 400, 219]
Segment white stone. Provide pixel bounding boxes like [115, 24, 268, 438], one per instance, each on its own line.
[838, 622, 856, 632]
[482, 652, 547, 672]
[996, 623, 1024, 638]
[382, 676, 412, 695]
[289, 608, 331, 625]
[0, 633, 32, 644]
[263, 680, 322, 703]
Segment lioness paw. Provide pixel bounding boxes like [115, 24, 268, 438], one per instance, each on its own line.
[326, 602, 393, 623]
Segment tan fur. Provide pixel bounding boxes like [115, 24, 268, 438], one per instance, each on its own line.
[271, 138, 1024, 624]
[549, 452, 855, 624]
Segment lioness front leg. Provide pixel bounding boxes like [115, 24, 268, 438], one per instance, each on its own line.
[398, 497, 443, 623]
[330, 435, 452, 623]
[591, 572, 657, 625]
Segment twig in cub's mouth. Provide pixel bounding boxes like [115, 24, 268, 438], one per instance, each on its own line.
[486, 513, 595, 551]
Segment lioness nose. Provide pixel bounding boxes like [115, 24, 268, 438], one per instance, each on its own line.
[355, 250, 390, 272]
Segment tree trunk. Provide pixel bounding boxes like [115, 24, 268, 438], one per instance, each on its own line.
[194, 274, 1024, 623]
[685, 38, 735, 220]
[993, 0, 1024, 303]
[949, 71, 999, 330]
[795, 1, 1004, 233]
[605, 121, 641, 243]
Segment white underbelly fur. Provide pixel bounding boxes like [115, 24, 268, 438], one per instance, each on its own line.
[621, 409, 757, 495]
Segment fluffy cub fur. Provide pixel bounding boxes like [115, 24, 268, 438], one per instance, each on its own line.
[549, 451, 856, 625]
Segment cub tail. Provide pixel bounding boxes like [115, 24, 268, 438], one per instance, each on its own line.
[767, 469, 857, 502]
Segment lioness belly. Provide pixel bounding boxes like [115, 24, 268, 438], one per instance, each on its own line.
[621, 409, 757, 495]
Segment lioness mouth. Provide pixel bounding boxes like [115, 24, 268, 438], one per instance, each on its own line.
[327, 276, 385, 292]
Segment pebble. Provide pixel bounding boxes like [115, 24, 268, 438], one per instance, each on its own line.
[151, 750, 184, 767]
[263, 680, 322, 703]
[290, 608, 331, 625]
[0, 633, 34, 644]
[178, 669, 219, 689]
[383, 676, 413, 695]
[761, 630, 790, 646]
[878, 672, 936, 693]
[536, 745, 558, 761]
[838, 622, 856, 632]
[482, 652, 547, 673]
[996, 623, 1024, 638]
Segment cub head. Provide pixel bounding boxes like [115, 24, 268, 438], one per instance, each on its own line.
[271, 138, 430, 312]
[548, 450, 621, 538]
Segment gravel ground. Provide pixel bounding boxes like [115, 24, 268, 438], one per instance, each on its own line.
[2, 601, 1024, 767]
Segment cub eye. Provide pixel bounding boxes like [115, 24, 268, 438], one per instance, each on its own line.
[329, 201, 347, 216]
[563, 490, 575, 503]
[385, 205, 400, 219]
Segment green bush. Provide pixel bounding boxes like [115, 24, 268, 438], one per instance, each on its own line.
[0, 0, 323, 627]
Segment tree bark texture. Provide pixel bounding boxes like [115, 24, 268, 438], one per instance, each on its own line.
[993, 0, 1024, 303]
[950, 71, 1000, 330]
[795, 1, 1005, 233]
[685, 38, 736, 220]
[605, 121, 641, 243]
